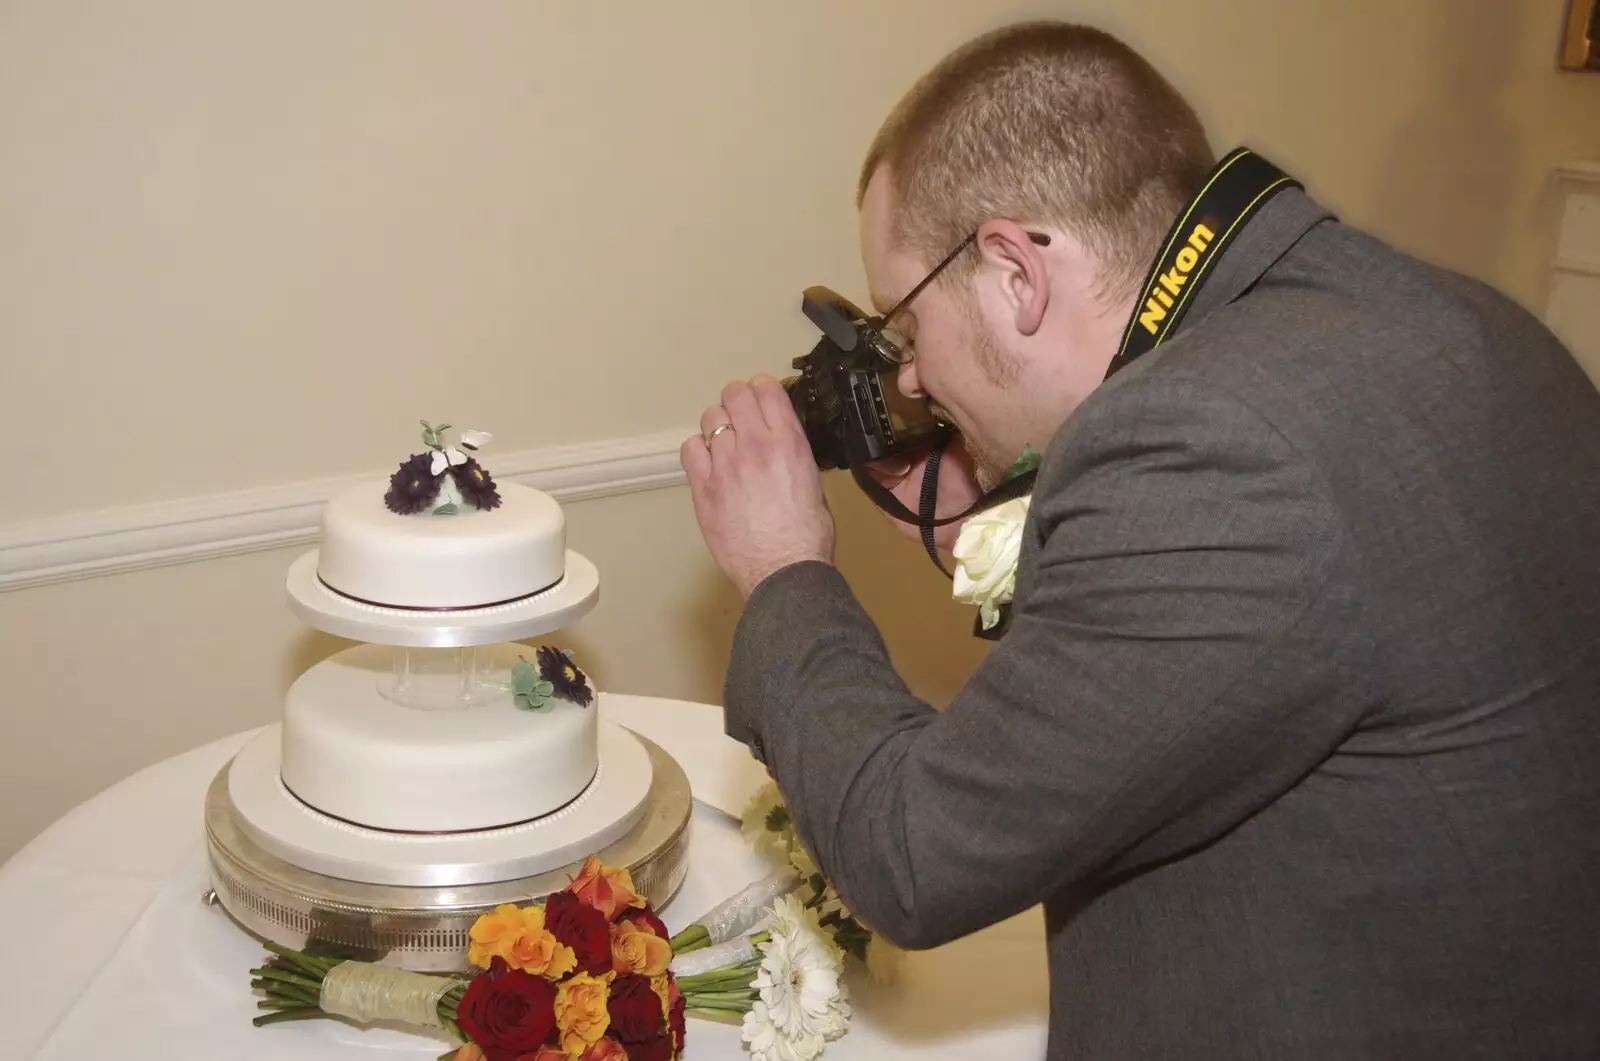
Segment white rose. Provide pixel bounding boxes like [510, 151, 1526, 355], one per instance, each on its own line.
[951, 496, 1030, 629]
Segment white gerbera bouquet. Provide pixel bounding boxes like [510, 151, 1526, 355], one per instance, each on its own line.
[660, 780, 904, 1060]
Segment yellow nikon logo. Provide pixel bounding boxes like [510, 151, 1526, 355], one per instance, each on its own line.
[1137, 223, 1216, 335]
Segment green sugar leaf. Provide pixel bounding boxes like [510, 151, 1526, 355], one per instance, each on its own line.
[511, 657, 555, 711]
[512, 658, 535, 692]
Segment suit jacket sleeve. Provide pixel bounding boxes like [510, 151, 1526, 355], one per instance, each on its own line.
[722, 374, 1365, 949]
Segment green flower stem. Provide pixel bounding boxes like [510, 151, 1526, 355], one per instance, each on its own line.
[251, 966, 326, 995]
[680, 982, 753, 999]
[262, 988, 321, 1008]
[675, 959, 759, 980]
[682, 989, 757, 1005]
[669, 925, 710, 952]
[250, 977, 320, 1007]
[686, 1002, 755, 1017]
[252, 1009, 331, 1027]
[677, 976, 755, 993]
[263, 943, 338, 978]
[260, 967, 322, 992]
[676, 968, 758, 991]
[444, 1017, 465, 1043]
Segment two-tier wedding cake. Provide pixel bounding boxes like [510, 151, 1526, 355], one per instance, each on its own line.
[203, 423, 691, 973]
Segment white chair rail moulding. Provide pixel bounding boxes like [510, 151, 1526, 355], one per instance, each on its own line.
[0, 429, 693, 593]
[1545, 160, 1600, 382]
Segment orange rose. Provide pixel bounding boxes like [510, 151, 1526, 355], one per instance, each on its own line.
[470, 904, 577, 978]
[521, 1049, 569, 1061]
[452, 1045, 486, 1061]
[579, 1038, 629, 1061]
[568, 857, 644, 920]
[511, 906, 577, 979]
[468, 904, 528, 968]
[555, 971, 613, 1056]
[610, 920, 671, 977]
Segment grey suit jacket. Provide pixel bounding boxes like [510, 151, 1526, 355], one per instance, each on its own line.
[722, 188, 1600, 1059]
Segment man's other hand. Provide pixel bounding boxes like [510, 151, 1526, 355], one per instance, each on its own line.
[681, 375, 837, 599]
[862, 433, 985, 553]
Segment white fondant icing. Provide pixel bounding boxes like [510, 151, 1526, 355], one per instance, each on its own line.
[232, 720, 653, 886]
[280, 643, 599, 833]
[317, 479, 565, 609]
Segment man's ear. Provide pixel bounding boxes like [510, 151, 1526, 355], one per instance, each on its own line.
[975, 220, 1050, 337]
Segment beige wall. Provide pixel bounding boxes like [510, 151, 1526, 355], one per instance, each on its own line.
[2, 1, 1597, 861]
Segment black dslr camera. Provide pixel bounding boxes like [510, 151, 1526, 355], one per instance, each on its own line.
[783, 286, 944, 470]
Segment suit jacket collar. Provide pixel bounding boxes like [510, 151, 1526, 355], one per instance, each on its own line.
[1177, 186, 1334, 329]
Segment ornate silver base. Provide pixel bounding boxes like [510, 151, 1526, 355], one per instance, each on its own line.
[204, 732, 693, 973]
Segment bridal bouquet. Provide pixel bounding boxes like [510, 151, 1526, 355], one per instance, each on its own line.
[251, 857, 685, 1061]
[248, 795, 893, 1061]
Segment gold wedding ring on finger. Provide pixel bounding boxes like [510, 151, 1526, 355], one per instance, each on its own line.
[704, 423, 735, 446]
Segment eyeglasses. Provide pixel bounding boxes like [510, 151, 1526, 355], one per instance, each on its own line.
[862, 228, 1052, 365]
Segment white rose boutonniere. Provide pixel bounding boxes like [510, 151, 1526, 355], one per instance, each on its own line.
[950, 444, 1041, 632]
[952, 495, 1031, 630]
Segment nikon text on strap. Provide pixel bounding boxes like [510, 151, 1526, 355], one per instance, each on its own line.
[1106, 147, 1300, 378]
[858, 147, 1301, 577]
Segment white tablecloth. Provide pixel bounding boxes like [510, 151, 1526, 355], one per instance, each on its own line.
[0, 694, 1047, 1060]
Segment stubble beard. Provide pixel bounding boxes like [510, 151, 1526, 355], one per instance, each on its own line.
[935, 317, 1020, 492]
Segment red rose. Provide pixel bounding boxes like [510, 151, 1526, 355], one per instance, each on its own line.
[614, 904, 669, 940]
[667, 979, 685, 1055]
[606, 973, 665, 1045]
[624, 1031, 674, 1061]
[545, 889, 612, 976]
[456, 961, 558, 1061]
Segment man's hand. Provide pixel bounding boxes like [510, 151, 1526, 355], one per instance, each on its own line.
[862, 433, 985, 553]
[680, 375, 836, 599]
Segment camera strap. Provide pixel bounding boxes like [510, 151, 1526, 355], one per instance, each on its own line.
[1105, 146, 1300, 377]
[855, 147, 1300, 579]
[849, 426, 1033, 576]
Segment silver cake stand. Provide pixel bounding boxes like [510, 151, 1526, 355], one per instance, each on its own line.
[203, 546, 695, 973]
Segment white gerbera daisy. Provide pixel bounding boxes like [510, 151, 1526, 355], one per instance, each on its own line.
[740, 781, 794, 861]
[754, 895, 849, 1045]
[788, 839, 818, 880]
[742, 999, 824, 1061]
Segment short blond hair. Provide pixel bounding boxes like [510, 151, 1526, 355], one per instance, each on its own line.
[860, 22, 1214, 302]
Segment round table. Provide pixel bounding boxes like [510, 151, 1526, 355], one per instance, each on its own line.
[0, 695, 1048, 1060]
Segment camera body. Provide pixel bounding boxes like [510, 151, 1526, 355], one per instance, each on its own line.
[784, 286, 943, 470]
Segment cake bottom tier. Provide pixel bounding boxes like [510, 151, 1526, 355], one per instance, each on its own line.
[204, 730, 692, 974]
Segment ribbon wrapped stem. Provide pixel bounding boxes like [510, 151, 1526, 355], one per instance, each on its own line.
[319, 962, 466, 1029]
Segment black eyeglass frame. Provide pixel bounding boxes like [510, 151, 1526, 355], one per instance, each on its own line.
[862, 229, 1052, 365]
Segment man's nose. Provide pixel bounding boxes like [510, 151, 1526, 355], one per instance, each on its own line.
[897, 360, 923, 399]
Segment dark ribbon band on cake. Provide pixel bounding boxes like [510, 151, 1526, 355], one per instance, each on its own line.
[316, 575, 567, 613]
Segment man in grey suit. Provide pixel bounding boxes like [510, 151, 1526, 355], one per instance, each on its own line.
[679, 21, 1600, 1060]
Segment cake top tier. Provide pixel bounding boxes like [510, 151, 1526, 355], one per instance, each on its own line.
[313, 422, 568, 611]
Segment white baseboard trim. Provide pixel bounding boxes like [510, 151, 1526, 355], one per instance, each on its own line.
[0, 429, 693, 593]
